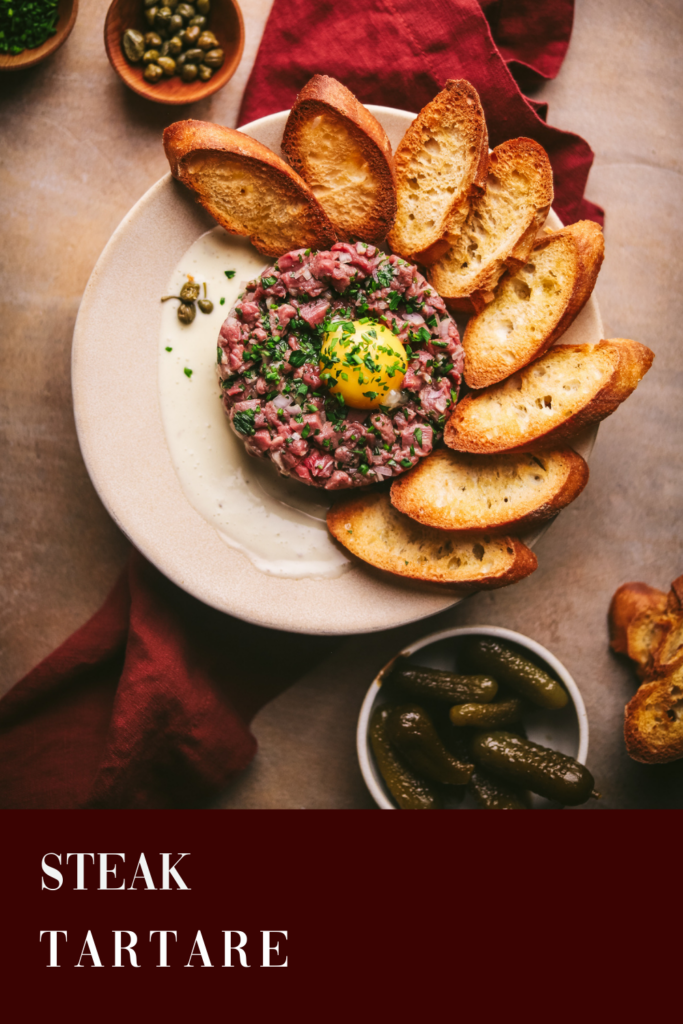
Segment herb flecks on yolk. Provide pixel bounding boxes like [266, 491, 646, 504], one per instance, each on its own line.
[320, 321, 407, 410]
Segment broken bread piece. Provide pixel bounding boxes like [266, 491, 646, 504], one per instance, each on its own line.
[445, 339, 654, 454]
[462, 220, 605, 388]
[163, 120, 337, 258]
[427, 137, 554, 312]
[282, 75, 396, 245]
[327, 491, 537, 589]
[390, 446, 588, 532]
[609, 582, 669, 678]
[624, 665, 683, 764]
[387, 79, 488, 264]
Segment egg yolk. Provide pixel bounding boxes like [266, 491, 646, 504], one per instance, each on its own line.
[320, 321, 407, 410]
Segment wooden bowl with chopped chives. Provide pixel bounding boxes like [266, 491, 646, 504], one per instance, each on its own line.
[0, 0, 78, 71]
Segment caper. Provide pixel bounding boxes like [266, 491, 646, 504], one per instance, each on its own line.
[180, 281, 201, 302]
[180, 62, 198, 82]
[143, 48, 160, 64]
[178, 302, 196, 324]
[144, 0, 157, 8]
[197, 299, 214, 314]
[189, 15, 206, 28]
[144, 31, 162, 47]
[198, 63, 213, 81]
[122, 28, 145, 63]
[184, 47, 203, 63]
[166, 0, 179, 7]
[197, 30, 217, 50]
[159, 40, 169, 56]
[196, 0, 210, 14]
[144, 6, 158, 27]
[158, 56, 177, 76]
[154, 6, 172, 32]
[143, 63, 164, 83]
[167, 35, 183, 54]
[175, 51, 187, 67]
[203, 47, 224, 68]
[168, 13, 183, 34]
[176, 3, 195, 20]
[177, 28, 186, 44]
[184, 24, 200, 45]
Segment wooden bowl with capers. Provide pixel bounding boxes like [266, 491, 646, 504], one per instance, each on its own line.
[104, 0, 244, 105]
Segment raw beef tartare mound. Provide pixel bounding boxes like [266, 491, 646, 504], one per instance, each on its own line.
[216, 242, 464, 489]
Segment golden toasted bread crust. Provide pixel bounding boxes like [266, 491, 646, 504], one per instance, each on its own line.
[327, 491, 537, 590]
[462, 220, 605, 388]
[608, 583, 668, 661]
[162, 119, 337, 257]
[445, 340, 654, 454]
[389, 447, 589, 532]
[388, 79, 488, 263]
[624, 666, 683, 763]
[281, 75, 397, 244]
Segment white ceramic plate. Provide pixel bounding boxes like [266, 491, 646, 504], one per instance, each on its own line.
[72, 107, 603, 635]
[357, 625, 589, 809]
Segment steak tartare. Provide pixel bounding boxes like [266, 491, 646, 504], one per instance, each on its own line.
[216, 242, 465, 490]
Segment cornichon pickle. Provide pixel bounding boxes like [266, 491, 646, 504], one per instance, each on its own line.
[469, 767, 530, 810]
[387, 705, 474, 786]
[370, 705, 440, 809]
[466, 638, 568, 710]
[470, 731, 596, 805]
[387, 661, 498, 705]
[449, 698, 524, 729]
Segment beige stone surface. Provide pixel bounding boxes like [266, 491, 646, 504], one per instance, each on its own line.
[1, 0, 681, 807]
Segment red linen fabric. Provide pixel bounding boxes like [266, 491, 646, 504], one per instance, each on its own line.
[0, 0, 599, 810]
[239, 0, 602, 227]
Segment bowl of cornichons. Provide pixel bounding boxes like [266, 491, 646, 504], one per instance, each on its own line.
[357, 626, 594, 810]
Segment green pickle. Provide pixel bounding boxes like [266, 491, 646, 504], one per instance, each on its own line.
[470, 731, 596, 805]
[387, 660, 498, 705]
[370, 706, 440, 809]
[466, 638, 568, 710]
[387, 705, 474, 786]
[449, 698, 523, 729]
[469, 767, 530, 810]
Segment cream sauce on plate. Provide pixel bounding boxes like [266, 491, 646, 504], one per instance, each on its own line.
[158, 227, 351, 579]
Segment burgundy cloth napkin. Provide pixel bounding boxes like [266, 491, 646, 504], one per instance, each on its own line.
[239, 0, 602, 227]
[0, 0, 600, 810]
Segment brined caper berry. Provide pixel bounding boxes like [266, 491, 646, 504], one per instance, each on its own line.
[178, 302, 196, 324]
[167, 35, 183, 54]
[184, 47, 203, 63]
[198, 299, 214, 314]
[143, 48, 160, 64]
[196, 0, 210, 13]
[197, 30, 217, 50]
[143, 62, 164, 83]
[169, 13, 183, 33]
[176, 3, 195, 19]
[122, 28, 145, 63]
[144, 0, 157, 8]
[180, 281, 201, 302]
[184, 24, 200, 45]
[155, 8, 172, 36]
[158, 56, 176, 76]
[198, 63, 213, 81]
[180, 62, 198, 82]
[144, 31, 162, 47]
[203, 47, 224, 68]
[189, 15, 206, 28]
[175, 50, 187, 66]
[144, 6, 158, 27]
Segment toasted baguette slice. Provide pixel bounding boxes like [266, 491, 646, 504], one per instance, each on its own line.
[327, 491, 537, 589]
[624, 663, 683, 763]
[282, 75, 396, 245]
[462, 221, 605, 388]
[427, 138, 554, 312]
[609, 582, 669, 676]
[163, 120, 337, 258]
[387, 80, 488, 264]
[445, 340, 654, 454]
[390, 446, 588, 532]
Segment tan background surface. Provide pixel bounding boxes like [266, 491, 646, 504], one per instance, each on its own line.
[1, 0, 681, 807]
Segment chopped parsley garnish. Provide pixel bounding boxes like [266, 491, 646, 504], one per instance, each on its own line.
[414, 427, 423, 447]
[220, 298, 225, 305]
[224, 270, 236, 279]
[183, 367, 193, 378]
[400, 458, 412, 468]
[233, 409, 256, 435]
[262, 276, 277, 287]
[301, 424, 311, 439]
[165, 346, 172, 352]
[362, 390, 379, 400]
[216, 346, 222, 364]
[288, 349, 307, 367]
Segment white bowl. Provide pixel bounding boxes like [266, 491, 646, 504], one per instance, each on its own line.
[357, 625, 589, 809]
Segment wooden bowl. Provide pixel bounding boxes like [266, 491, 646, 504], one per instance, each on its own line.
[104, 0, 244, 105]
[0, 0, 78, 71]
